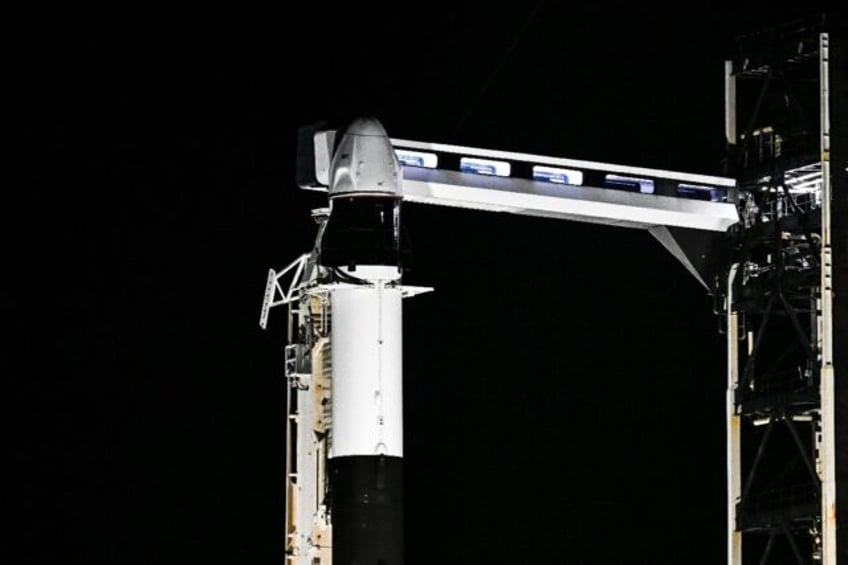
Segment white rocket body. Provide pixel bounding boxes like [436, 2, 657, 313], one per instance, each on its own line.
[329, 285, 403, 459]
[274, 118, 432, 565]
[320, 118, 408, 565]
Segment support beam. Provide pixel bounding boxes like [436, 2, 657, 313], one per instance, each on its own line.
[783, 416, 821, 488]
[817, 31, 838, 565]
[781, 521, 806, 565]
[758, 532, 776, 565]
[778, 291, 816, 362]
[742, 418, 775, 501]
[727, 264, 743, 565]
[740, 294, 777, 393]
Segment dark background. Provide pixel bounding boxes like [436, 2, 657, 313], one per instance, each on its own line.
[13, 2, 843, 563]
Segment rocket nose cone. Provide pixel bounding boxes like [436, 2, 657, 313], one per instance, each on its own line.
[329, 117, 401, 197]
[342, 117, 389, 138]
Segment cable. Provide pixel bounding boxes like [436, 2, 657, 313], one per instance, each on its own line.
[451, 0, 547, 138]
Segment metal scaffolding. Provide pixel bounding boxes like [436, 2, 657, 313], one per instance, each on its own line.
[721, 15, 843, 564]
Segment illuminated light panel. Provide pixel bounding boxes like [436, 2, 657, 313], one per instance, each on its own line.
[677, 183, 724, 202]
[604, 174, 655, 194]
[533, 165, 583, 185]
[395, 149, 438, 169]
[460, 157, 511, 177]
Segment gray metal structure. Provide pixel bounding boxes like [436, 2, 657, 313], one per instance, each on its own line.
[720, 15, 845, 564]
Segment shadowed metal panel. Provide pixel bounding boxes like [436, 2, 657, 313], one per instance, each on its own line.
[331, 456, 404, 565]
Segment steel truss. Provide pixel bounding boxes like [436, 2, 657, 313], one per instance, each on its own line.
[721, 15, 839, 564]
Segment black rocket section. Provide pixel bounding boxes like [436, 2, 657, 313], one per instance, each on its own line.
[319, 196, 402, 270]
[330, 456, 404, 565]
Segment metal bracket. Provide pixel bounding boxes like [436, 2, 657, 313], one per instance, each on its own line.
[260, 254, 311, 330]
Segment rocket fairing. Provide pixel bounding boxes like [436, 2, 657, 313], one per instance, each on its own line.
[320, 118, 406, 565]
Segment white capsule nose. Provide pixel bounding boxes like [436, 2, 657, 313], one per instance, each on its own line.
[343, 117, 390, 137]
[329, 117, 401, 198]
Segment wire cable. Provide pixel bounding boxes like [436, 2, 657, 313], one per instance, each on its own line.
[451, 0, 547, 138]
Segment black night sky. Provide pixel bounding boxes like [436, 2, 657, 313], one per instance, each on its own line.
[14, 2, 844, 564]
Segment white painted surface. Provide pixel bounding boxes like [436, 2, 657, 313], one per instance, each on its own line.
[329, 286, 403, 458]
[329, 118, 402, 197]
[726, 264, 742, 565]
[399, 168, 738, 232]
[818, 32, 837, 565]
[392, 137, 737, 186]
[287, 300, 332, 564]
